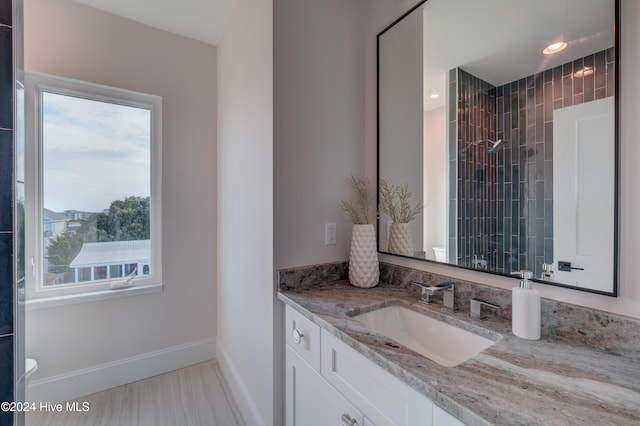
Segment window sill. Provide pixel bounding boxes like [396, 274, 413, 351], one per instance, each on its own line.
[25, 283, 163, 310]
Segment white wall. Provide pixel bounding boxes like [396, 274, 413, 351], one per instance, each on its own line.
[274, 0, 366, 270]
[24, 0, 218, 393]
[423, 107, 446, 259]
[368, 0, 640, 319]
[217, 0, 275, 424]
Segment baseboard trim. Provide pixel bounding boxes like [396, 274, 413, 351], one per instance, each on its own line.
[217, 342, 264, 426]
[27, 337, 217, 404]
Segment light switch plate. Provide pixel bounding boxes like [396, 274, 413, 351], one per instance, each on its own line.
[325, 223, 337, 245]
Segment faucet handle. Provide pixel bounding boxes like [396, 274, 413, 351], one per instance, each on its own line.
[412, 281, 454, 308]
[412, 281, 435, 304]
[470, 298, 501, 320]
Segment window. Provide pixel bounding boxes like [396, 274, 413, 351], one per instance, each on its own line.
[25, 72, 162, 305]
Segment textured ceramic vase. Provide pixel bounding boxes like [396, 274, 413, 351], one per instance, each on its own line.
[349, 224, 379, 288]
[388, 222, 413, 257]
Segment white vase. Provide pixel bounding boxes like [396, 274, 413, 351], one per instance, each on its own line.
[348, 224, 379, 288]
[388, 222, 413, 257]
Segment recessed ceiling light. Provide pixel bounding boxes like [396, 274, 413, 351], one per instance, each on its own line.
[573, 67, 594, 78]
[429, 93, 439, 99]
[543, 41, 568, 55]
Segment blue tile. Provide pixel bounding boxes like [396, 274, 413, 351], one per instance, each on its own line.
[595, 50, 606, 89]
[0, 0, 10, 27]
[504, 217, 511, 244]
[536, 181, 545, 218]
[510, 94, 519, 128]
[0, 234, 12, 336]
[527, 87, 535, 118]
[544, 237, 554, 263]
[527, 125, 535, 146]
[573, 57, 584, 95]
[562, 76, 573, 107]
[0, 335, 13, 426]
[0, 26, 11, 130]
[518, 113, 526, 143]
[0, 129, 12, 232]
[553, 66, 562, 101]
[536, 220, 545, 257]
[545, 200, 554, 239]
[584, 71, 595, 102]
[606, 47, 614, 63]
[544, 161, 553, 198]
[543, 82, 553, 122]
[535, 143, 545, 179]
[519, 253, 527, 271]
[535, 74, 543, 105]
[544, 123, 553, 162]
[535, 105, 544, 141]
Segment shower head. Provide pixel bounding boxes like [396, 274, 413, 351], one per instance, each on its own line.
[487, 139, 506, 153]
[476, 139, 507, 154]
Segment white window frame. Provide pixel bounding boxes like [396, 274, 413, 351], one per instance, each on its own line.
[24, 72, 163, 309]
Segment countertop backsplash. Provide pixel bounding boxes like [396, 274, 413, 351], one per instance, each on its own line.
[277, 261, 640, 360]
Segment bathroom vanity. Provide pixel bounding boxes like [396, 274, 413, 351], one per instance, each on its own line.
[278, 262, 640, 426]
[285, 305, 448, 426]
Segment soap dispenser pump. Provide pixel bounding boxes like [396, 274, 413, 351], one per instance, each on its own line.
[511, 270, 540, 340]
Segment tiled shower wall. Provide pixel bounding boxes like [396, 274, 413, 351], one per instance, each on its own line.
[0, 0, 23, 424]
[455, 68, 498, 269]
[451, 48, 614, 277]
[495, 48, 615, 276]
[0, 0, 15, 425]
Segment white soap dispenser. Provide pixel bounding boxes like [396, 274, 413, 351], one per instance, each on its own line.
[511, 270, 540, 340]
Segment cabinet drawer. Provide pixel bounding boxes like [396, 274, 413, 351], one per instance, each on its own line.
[321, 329, 433, 426]
[285, 305, 321, 372]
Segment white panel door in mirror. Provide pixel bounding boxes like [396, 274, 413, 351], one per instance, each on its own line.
[553, 97, 614, 292]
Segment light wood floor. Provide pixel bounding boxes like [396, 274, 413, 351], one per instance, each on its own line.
[26, 361, 245, 426]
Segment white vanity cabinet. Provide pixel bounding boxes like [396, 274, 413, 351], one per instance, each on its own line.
[284, 306, 468, 426]
[285, 306, 364, 426]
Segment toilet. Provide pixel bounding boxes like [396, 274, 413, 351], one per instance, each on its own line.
[25, 358, 38, 384]
[433, 246, 446, 262]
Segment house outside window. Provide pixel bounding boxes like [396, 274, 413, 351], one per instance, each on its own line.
[24, 72, 163, 305]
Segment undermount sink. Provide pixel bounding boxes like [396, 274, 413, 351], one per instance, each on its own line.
[351, 305, 496, 367]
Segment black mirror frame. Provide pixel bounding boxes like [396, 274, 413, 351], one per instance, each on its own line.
[376, 0, 620, 297]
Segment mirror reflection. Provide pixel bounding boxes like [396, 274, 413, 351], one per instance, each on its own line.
[377, 0, 617, 295]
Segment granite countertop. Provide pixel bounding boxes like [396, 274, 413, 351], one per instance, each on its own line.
[278, 280, 640, 426]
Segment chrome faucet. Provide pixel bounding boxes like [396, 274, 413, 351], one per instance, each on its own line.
[469, 298, 501, 320]
[413, 281, 456, 311]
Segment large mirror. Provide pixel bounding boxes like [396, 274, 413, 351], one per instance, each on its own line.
[377, 0, 618, 295]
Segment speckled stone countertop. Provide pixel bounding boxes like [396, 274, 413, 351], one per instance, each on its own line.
[277, 279, 640, 426]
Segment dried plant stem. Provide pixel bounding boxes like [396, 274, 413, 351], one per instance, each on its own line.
[378, 179, 423, 223]
[341, 176, 374, 224]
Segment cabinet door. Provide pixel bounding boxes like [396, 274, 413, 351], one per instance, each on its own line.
[286, 346, 364, 426]
[433, 406, 466, 426]
[321, 330, 433, 426]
